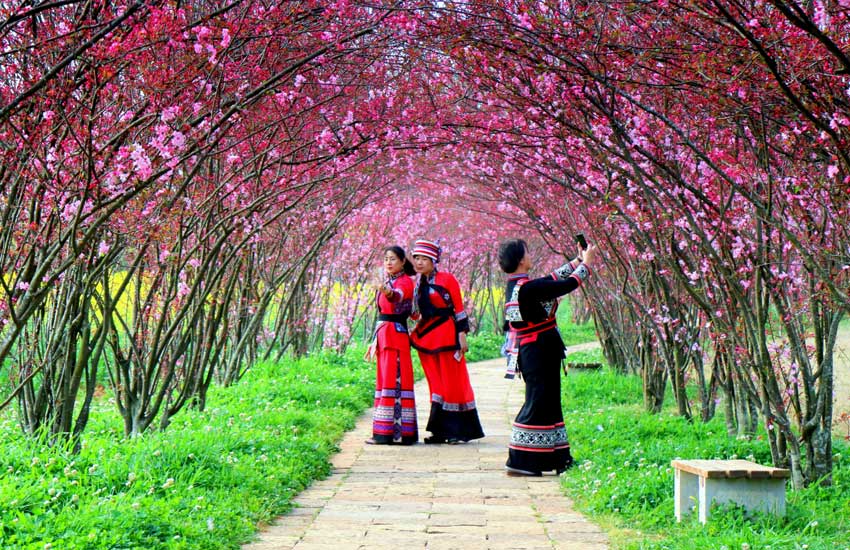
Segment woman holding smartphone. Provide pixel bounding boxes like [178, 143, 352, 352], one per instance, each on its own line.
[498, 237, 596, 475]
[364, 245, 418, 445]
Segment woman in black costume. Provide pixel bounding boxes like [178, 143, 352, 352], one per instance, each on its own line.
[498, 238, 596, 476]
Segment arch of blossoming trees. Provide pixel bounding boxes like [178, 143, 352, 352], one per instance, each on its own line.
[1, 1, 848, 488]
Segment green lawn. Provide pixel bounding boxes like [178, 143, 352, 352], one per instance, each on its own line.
[0, 332, 515, 550]
[8, 327, 841, 550]
[0, 348, 375, 550]
[561, 348, 850, 550]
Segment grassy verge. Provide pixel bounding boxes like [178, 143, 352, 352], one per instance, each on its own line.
[0, 347, 375, 550]
[466, 331, 504, 363]
[465, 297, 599, 364]
[561, 349, 850, 550]
[557, 299, 598, 346]
[0, 333, 513, 550]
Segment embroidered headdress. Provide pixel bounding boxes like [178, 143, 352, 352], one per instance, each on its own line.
[412, 239, 441, 263]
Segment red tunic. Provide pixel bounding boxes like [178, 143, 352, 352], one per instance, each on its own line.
[410, 271, 468, 353]
[411, 270, 484, 443]
[372, 273, 417, 444]
[376, 274, 415, 353]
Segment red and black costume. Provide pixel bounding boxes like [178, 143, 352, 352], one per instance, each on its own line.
[410, 262, 484, 443]
[371, 272, 418, 444]
[505, 259, 591, 474]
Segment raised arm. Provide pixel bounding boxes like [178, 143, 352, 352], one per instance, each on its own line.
[393, 275, 414, 302]
[519, 263, 591, 302]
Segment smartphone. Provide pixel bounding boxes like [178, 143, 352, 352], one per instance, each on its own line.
[575, 233, 588, 250]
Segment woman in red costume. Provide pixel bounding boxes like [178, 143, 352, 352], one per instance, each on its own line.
[365, 245, 418, 445]
[410, 239, 485, 444]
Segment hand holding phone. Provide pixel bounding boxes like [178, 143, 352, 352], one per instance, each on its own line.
[575, 233, 588, 250]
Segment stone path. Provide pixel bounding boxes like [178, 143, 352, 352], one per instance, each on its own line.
[243, 357, 608, 550]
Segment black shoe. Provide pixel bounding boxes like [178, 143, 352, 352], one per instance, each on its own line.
[446, 438, 461, 445]
[556, 462, 575, 474]
[424, 436, 446, 444]
[505, 466, 542, 477]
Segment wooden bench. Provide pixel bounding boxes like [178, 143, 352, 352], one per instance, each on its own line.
[671, 459, 790, 524]
[565, 362, 602, 370]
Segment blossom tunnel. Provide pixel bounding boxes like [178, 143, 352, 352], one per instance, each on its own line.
[1, 0, 849, 485]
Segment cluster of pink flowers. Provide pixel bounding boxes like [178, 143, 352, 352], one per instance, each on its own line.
[0, 2, 847, 482]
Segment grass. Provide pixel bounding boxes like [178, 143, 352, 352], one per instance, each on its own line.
[465, 331, 504, 363]
[0, 332, 513, 550]
[0, 346, 375, 550]
[4, 289, 846, 549]
[557, 298, 599, 346]
[561, 348, 850, 550]
[6, 320, 845, 549]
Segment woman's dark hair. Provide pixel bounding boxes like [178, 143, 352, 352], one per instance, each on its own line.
[384, 245, 415, 275]
[498, 239, 527, 273]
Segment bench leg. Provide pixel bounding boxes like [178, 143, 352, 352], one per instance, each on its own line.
[674, 468, 699, 521]
[698, 476, 710, 524]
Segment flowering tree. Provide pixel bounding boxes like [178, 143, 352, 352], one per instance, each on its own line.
[0, 0, 425, 436]
[1, 0, 848, 486]
[405, 0, 849, 486]
[308, 166, 535, 354]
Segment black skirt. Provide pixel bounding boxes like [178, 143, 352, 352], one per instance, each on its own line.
[506, 329, 573, 473]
